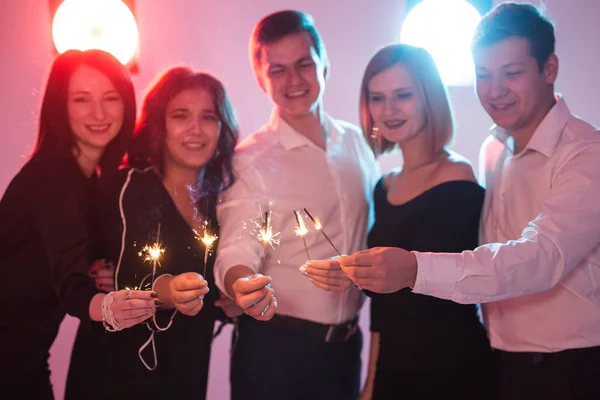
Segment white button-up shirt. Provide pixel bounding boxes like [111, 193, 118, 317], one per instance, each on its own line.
[413, 96, 600, 352]
[215, 109, 380, 324]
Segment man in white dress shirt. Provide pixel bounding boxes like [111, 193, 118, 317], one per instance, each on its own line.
[332, 4, 600, 399]
[213, 10, 379, 400]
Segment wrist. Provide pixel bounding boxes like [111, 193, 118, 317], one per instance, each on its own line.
[408, 252, 418, 289]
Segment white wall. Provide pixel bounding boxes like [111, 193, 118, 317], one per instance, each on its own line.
[1, 1, 599, 399]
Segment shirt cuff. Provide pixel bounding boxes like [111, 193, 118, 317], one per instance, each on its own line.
[213, 248, 260, 297]
[412, 251, 461, 300]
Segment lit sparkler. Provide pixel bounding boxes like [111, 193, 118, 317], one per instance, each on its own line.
[294, 210, 310, 260]
[303, 208, 341, 256]
[248, 205, 281, 265]
[139, 223, 165, 287]
[194, 220, 218, 278]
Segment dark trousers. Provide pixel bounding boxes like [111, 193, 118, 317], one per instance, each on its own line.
[4, 381, 54, 400]
[230, 315, 362, 400]
[496, 345, 600, 400]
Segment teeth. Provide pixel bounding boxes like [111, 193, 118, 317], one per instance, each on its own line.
[491, 103, 514, 110]
[184, 143, 204, 149]
[88, 124, 110, 131]
[384, 121, 405, 129]
[287, 90, 307, 98]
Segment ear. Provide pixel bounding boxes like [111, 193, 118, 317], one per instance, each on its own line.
[256, 72, 267, 93]
[543, 53, 559, 85]
[323, 63, 331, 81]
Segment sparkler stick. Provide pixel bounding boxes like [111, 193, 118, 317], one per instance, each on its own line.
[139, 223, 165, 288]
[250, 205, 281, 266]
[194, 220, 218, 278]
[303, 208, 341, 256]
[294, 210, 311, 260]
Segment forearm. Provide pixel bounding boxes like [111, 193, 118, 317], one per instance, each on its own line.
[224, 264, 257, 299]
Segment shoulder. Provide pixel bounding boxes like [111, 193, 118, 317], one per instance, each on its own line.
[556, 116, 600, 166]
[232, 127, 278, 171]
[435, 152, 477, 183]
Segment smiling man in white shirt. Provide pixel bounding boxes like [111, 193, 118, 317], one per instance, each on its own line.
[213, 10, 379, 400]
[333, 4, 600, 399]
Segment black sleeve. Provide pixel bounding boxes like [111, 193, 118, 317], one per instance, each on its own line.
[0, 178, 28, 258]
[369, 293, 383, 333]
[27, 160, 99, 323]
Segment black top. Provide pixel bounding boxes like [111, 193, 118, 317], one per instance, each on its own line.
[66, 168, 221, 400]
[0, 156, 98, 391]
[367, 179, 492, 377]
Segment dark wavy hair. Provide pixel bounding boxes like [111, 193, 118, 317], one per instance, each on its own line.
[32, 49, 136, 173]
[127, 66, 239, 199]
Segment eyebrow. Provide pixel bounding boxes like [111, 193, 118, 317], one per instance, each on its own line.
[69, 89, 119, 96]
[267, 55, 313, 68]
[476, 62, 527, 70]
[368, 87, 414, 94]
[168, 107, 216, 113]
[501, 62, 527, 69]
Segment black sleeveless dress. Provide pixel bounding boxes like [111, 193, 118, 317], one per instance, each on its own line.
[367, 179, 495, 399]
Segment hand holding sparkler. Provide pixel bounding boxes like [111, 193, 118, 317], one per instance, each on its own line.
[299, 258, 354, 293]
[167, 272, 210, 316]
[231, 274, 277, 321]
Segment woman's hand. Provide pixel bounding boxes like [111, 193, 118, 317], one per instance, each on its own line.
[168, 272, 210, 316]
[89, 259, 114, 292]
[110, 289, 159, 328]
[299, 257, 354, 292]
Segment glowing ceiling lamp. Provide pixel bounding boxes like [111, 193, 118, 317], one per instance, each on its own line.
[52, 0, 139, 65]
[400, 0, 482, 86]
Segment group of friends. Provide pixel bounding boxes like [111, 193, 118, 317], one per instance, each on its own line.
[1, 3, 600, 400]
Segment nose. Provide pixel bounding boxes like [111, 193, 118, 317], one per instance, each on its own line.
[289, 66, 304, 86]
[489, 76, 509, 99]
[188, 116, 205, 137]
[383, 98, 398, 117]
[93, 100, 107, 121]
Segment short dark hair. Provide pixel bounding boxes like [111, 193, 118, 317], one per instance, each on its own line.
[249, 10, 329, 78]
[128, 67, 239, 198]
[472, 3, 555, 71]
[33, 49, 136, 173]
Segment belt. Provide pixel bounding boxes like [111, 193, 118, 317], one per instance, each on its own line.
[265, 314, 359, 343]
[495, 345, 600, 366]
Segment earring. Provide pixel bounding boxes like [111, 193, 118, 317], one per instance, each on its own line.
[370, 126, 379, 141]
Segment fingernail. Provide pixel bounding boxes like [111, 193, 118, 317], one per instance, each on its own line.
[154, 299, 163, 305]
[299, 265, 307, 275]
[151, 292, 159, 298]
[305, 261, 312, 266]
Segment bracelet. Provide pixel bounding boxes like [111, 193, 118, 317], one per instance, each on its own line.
[101, 292, 124, 332]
